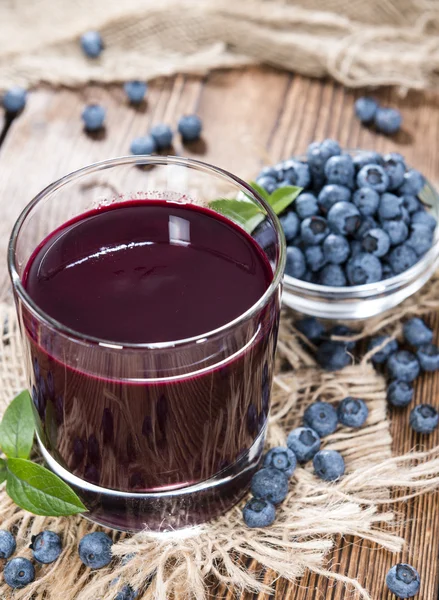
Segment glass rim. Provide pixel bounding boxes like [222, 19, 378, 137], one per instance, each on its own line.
[8, 155, 286, 350]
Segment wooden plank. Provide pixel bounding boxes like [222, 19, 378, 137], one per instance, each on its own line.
[0, 68, 439, 599]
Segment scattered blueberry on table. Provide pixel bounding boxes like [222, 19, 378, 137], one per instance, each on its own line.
[178, 114, 202, 142]
[124, 81, 148, 104]
[30, 530, 62, 564]
[287, 427, 321, 463]
[263, 446, 297, 477]
[251, 467, 289, 504]
[337, 397, 368, 428]
[416, 343, 439, 371]
[386, 563, 420, 598]
[78, 531, 113, 569]
[2, 86, 27, 114]
[387, 350, 420, 382]
[150, 123, 173, 149]
[409, 404, 439, 434]
[130, 135, 157, 156]
[3, 557, 35, 589]
[387, 380, 414, 407]
[80, 31, 104, 58]
[354, 96, 402, 135]
[303, 401, 338, 437]
[242, 498, 276, 528]
[0, 530, 16, 559]
[313, 449, 345, 481]
[258, 141, 435, 288]
[81, 103, 106, 132]
[115, 583, 139, 600]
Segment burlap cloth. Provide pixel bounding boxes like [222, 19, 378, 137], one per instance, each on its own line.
[2, 274, 439, 599]
[2, 0, 439, 91]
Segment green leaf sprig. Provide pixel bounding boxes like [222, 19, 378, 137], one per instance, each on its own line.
[0, 391, 87, 517]
[210, 181, 302, 233]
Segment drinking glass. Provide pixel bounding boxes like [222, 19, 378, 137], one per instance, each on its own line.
[8, 156, 285, 532]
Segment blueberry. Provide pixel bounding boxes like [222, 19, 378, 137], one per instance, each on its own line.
[115, 584, 139, 600]
[350, 240, 362, 257]
[337, 397, 368, 428]
[318, 184, 351, 214]
[2, 87, 27, 114]
[324, 155, 355, 187]
[305, 245, 326, 272]
[282, 159, 311, 187]
[295, 192, 320, 219]
[280, 211, 300, 242]
[388, 243, 418, 274]
[399, 169, 425, 196]
[300, 216, 329, 245]
[258, 166, 277, 180]
[387, 350, 420, 382]
[178, 114, 202, 142]
[403, 318, 433, 347]
[263, 446, 297, 477]
[295, 317, 325, 343]
[313, 449, 345, 481]
[150, 123, 173, 149]
[377, 193, 403, 221]
[130, 135, 157, 155]
[362, 228, 391, 257]
[374, 107, 402, 135]
[416, 343, 439, 371]
[387, 380, 414, 407]
[402, 194, 421, 214]
[30, 531, 62, 564]
[287, 427, 321, 463]
[407, 224, 434, 256]
[354, 216, 378, 241]
[410, 404, 439, 434]
[353, 151, 383, 171]
[386, 563, 420, 598]
[78, 532, 113, 569]
[323, 233, 350, 264]
[327, 202, 361, 236]
[411, 210, 437, 231]
[354, 96, 378, 123]
[382, 263, 395, 279]
[81, 104, 106, 131]
[0, 531, 16, 559]
[368, 335, 399, 364]
[316, 340, 352, 370]
[256, 175, 278, 194]
[251, 467, 289, 504]
[302, 269, 318, 283]
[242, 498, 276, 528]
[328, 325, 356, 351]
[346, 252, 382, 285]
[307, 139, 341, 174]
[319, 264, 347, 286]
[285, 246, 306, 279]
[124, 81, 147, 104]
[382, 219, 409, 245]
[352, 187, 380, 216]
[357, 164, 389, 193]
[303, 401, 338, 437]
[3, 557, 35, 589]
[401, 206, 411, 225]
[80, 31, 104, 58]
[382, 152, 406, 190]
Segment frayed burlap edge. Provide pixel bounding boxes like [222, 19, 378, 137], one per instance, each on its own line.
[1, 275, 439, 599]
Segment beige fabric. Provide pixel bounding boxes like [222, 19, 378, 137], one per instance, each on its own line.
[2, 275, 439, 598]
[1, 0, 439, 91]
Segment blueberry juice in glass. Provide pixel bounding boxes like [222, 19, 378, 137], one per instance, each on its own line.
[8, 157, 285, 532]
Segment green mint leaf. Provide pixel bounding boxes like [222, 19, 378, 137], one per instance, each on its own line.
[268, 185, 302, 215]
[0, 458, 6, 484]
[0, 390, 35, 459]
[249, 181, 270, 202]
[6, 458, 87, 516]
[210, 198, 264, 234]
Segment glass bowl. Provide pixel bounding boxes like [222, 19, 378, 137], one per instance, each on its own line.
[282, 159, 439, 320]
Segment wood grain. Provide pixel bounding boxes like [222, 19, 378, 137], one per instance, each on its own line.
[1, 68, 439, 599]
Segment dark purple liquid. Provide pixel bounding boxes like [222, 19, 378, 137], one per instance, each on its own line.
[22, 200, 279, 530]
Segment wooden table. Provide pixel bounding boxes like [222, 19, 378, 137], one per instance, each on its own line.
[1, 67, 439, 599]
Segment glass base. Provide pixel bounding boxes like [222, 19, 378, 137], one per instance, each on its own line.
[37, 428, 266, 532]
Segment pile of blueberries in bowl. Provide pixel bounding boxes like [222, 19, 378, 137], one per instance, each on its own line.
[255, 140, 439, 320]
